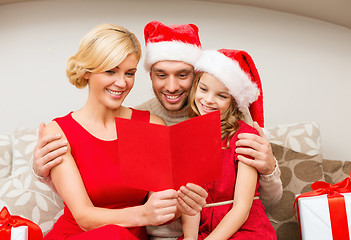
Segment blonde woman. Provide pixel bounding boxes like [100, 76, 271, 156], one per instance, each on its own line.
[43, 24, 206, 240]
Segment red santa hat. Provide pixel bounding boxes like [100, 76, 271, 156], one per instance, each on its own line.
[195, 49, 264, 127]
[144, 21, 202, 71]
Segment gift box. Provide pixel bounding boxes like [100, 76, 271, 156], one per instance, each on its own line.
[0, 207, 42, 240]
[295, 178, 351, 240]
[1, 225, 28, 240]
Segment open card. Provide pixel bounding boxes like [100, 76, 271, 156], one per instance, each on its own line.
[115, 111, 223, 192]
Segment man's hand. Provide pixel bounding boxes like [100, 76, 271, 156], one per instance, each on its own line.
[33, 122, 67, 178]
[235, 122, 275, 175]
[177, 183, 208, 216]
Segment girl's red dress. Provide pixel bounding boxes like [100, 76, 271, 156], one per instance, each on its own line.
[44, 109, 150, 240]
[179, 120, 276, 239]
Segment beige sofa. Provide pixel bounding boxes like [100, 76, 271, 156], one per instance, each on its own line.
[0, 122, 350, 239]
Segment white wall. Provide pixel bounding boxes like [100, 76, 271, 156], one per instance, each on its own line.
[1, 0, 350, 161]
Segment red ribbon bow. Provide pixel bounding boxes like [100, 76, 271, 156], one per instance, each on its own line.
[0, 206, 43, 240]
[294, 177, 351, 240]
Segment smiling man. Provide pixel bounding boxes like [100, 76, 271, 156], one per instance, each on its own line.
[150, 61, 193, 112]
[135, 21, 282, 239]
[137, 21, 202, 125]
[32, 20, 282, 239]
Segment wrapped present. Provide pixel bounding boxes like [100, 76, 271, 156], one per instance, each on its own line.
[295, 178, 351, 240]
[0, 206, 43, 240]
[6, 226, 28, 240]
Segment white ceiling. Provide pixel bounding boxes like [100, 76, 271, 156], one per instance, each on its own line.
[193, 0, 351, 29]
[1, 0, 350, 29]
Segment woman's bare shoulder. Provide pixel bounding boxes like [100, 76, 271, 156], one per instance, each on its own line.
[42, 121, 65, 138]
[150, 113, 166, 126]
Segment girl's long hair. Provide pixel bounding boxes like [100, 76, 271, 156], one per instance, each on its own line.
[189, 72, 243, 148]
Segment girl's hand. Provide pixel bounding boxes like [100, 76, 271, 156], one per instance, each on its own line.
[177, 183, 208, 216]
[143, 189, 178, 226]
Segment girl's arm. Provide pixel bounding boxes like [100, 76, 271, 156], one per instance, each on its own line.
[181, 213, 200, 240]
[44, 121, 178, 231]
[205, 161, 258, 240]
[235, 122, 283, 208]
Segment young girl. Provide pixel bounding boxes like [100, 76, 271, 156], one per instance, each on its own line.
[179, 49, 276, 239]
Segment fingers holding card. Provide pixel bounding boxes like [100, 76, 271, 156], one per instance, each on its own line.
[177, 183, 208, 216]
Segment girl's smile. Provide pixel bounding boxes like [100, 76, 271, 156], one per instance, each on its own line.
[199, 101, 218, 113]
[195, 72, 232, 115]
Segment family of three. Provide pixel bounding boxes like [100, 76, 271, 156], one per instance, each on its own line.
[32, 20, 282, 239]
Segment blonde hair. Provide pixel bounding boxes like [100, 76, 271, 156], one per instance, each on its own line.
[189, 72, 243, 148]
[67, 23, 142, 88]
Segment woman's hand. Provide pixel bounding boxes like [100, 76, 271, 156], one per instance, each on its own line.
[33, 122, 68, 179]
[142, 190, 178, 226]
[177, 183, 208, 216]
[235, 122, 275, 175]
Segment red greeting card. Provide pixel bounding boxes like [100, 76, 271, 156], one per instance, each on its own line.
[115, 111, 223, 192]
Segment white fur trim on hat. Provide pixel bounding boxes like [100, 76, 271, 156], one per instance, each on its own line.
[144, 41, 202, 71]
[195, 50, 259, 109]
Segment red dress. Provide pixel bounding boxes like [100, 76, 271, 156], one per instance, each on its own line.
[180, 120, 276, 239]
[44, 109, 149, 240]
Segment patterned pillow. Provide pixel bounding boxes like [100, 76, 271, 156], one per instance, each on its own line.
[0, 127, 64, 235]
[266, 122, 324, 239]
[11, 128, 38, 176]
[0, 172, 64, 235]
[322, 159, 351, 184]
[267, 121, 321, 156]
[267, 144, 324, 240]
[0, 133, 12, 178]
